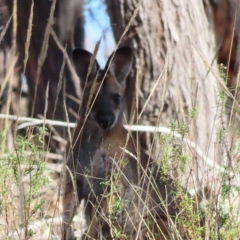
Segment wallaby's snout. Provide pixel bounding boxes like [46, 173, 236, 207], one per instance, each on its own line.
[95, 112, 115, 129]
[92, 88, 122, 129]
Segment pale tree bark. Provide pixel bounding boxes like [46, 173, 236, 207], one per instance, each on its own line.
[105, 0, 223, 188]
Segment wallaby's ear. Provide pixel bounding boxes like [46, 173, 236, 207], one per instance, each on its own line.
[72, 48, 100, 88]
[105, 46, 133, 83]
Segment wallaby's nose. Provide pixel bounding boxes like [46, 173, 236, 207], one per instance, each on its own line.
[96, 113, 115, 130]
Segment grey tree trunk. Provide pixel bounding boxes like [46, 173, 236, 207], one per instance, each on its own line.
[105, 0, 223, 188]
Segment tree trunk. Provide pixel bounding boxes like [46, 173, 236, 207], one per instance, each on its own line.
[105, 0, 223, 188]
[6, 0, 84, 152]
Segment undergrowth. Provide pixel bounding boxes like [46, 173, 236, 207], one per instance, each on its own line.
[0, 128, 49, 239]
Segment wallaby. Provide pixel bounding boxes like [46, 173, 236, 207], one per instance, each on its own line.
[62, 46, 181, 240]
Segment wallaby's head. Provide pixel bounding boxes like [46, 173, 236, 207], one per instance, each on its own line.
[72, 46, 133, 130]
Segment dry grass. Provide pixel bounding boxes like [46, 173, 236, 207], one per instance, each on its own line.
[0, 1, 240, 240]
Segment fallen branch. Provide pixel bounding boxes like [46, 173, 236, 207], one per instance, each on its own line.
[0, 113, 234, 177]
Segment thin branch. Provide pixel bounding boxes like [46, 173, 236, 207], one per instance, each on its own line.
[0, 114, 233, 177]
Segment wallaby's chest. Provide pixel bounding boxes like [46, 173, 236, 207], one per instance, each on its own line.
[73, 125, 138, 188]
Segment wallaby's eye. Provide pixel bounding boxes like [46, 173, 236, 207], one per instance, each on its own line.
[113, 93, 121, 105]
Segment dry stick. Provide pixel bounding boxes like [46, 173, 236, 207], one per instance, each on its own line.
[0, 113, 233, 177]
[31, 0, 56, 118]
[142, 69, 166, 173]
[68, 39, 101, 157]
[51, 37, 87, 232]
[0, 114, 76, 128]
[71, 8, 160, 231]
[3, 55, 18, 150]
[61, 85, 75, 233]
[61, 48, 100, 229]
[135, 67, 140, 181]
[38, 114, 63, 140]
[138, 56, 173, 238]
[70, 7, 140, 154]
[229, 0, 240, 127]
[13, 138, 26, 228]
[230, 66, 240, 126]
[121, 143, 186, 239]
[7, 1, 26, 232]
[23, 0, 34, 73]
[8, 217, 63, 239]
[89, 14, 142, 233]
[3, 0, 17, 144]
[134, 63, 161, 239]
[0, 15, 12, 44]
[137, 70, 164, 121]
[40, 82, 49, 160]
[193, 43, 238, 186]
[226, 0, 239, 83]
[66, 38, 103, 233]
[0, 152, 63, 161]
[64, 93, 81, 105]
[143, 60, 170, 238]
[0, 55, 17, 115]
[116, 6, 139, 49]
[192, 40, 239, 188]
[193, 44, 240, 108]
[46, 56, 66, 152]
[51, 30, 81, 99]
[47, 86, 66, 240]
[1, 56, 19, 234]
[63, 7, 140, 172]
[109, 153, 169, 239]
[13, 1, 33, 142]
[97, 10, 142, 232]
[63, 96, 72, 150]
[12, 0, 17, 51]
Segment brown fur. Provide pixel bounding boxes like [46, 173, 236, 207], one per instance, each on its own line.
[62, 47, 180, 240]
[207, 0, 240, 89]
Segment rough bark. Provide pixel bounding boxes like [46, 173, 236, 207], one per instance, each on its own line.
[105, 0, 222, 186]
[5, 0, 84, 152]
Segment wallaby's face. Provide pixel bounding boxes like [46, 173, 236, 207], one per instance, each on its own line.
[86, 73, 124, 129]
[72, 46, 133, 130]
